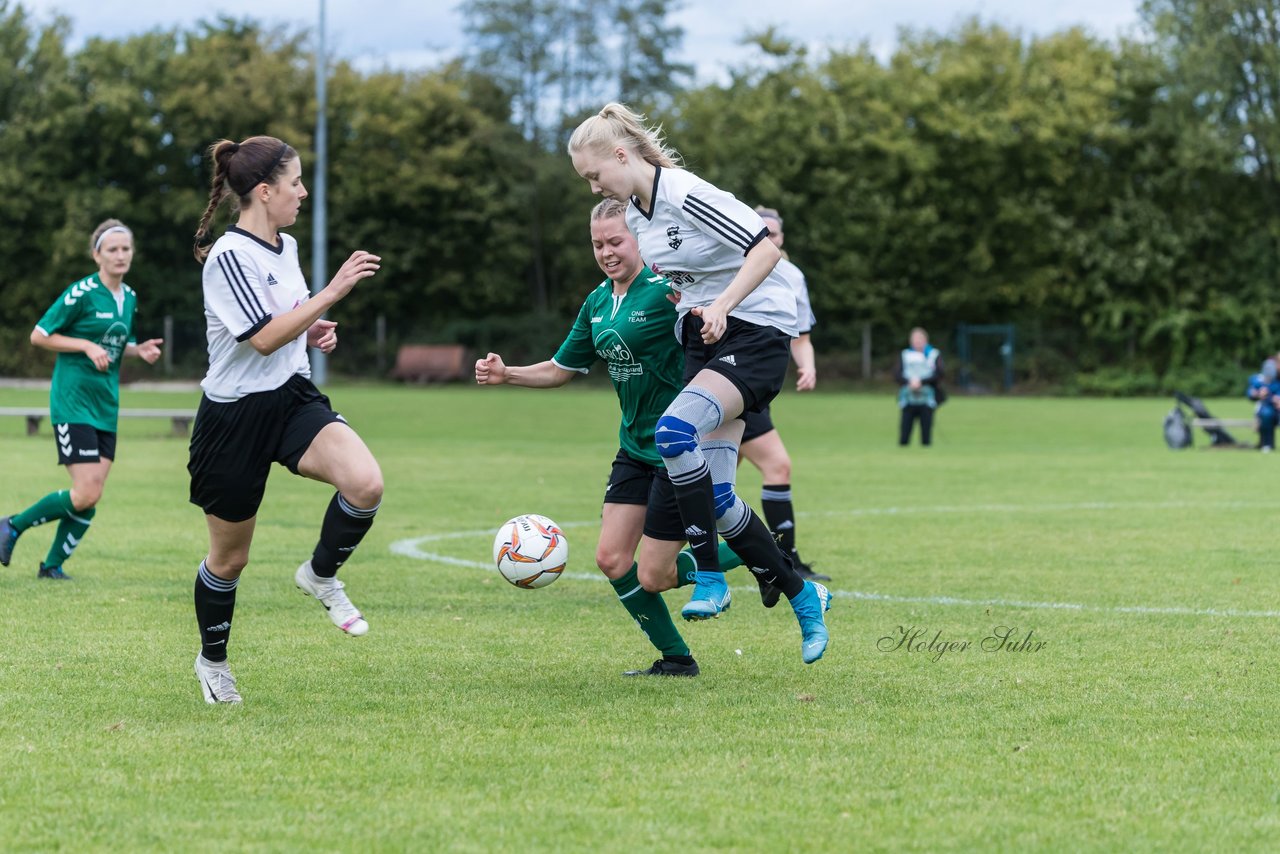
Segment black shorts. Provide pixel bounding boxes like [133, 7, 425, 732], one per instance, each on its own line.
[604, 449, 685, 541]
[188, 374, 345, 523]
[681, 315, 791, 415]
[741, 406, 775, 443]
[54, 423, 116, 466]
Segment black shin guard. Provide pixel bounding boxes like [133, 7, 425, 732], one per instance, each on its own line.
[760, 483, 796, 556]
[723, 508, 804, 599]
[670, 465, 720, 573]
[311, 492, 379, 578]
[195, 561, 238, 663]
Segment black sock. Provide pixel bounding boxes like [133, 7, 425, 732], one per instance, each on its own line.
[195, 561, 238, 663]
[723, 507, 804, 599]
[760, 483, 796, 556]
[664, 654, 695, 665]
[669, 464, 720, 573]
[311, 492, 380, 578]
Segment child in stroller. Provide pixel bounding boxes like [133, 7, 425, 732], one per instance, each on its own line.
[1246, 358, 1280, 451]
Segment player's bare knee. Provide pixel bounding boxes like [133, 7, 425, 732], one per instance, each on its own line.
[71, 486, 103, 512]
[765, 457, 791, 484]
[595, 548, 632, 580]
[209, 555, 248, 577]
[344, 469, 383, 510]
[637, 562, 674, 593]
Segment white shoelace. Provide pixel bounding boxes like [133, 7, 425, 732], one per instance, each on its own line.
[316, 578, 360, 619]
[200, 660, 241, 700]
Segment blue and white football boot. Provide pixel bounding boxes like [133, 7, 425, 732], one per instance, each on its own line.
[790, 580, 832, 663]
[681, 570, 732, 621]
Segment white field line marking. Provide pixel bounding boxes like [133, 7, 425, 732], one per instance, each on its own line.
[390, 503, 1280, 619]
[800, 499, 1280, 519]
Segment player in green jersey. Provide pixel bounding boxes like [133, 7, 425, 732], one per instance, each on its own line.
[0, 219, 163, 579]
[475, 199, 743, 677]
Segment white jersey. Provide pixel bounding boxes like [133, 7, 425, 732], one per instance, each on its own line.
[200, 227, 311, 402]
[775, 258, 816, 335]
[626, 167, 798, 339]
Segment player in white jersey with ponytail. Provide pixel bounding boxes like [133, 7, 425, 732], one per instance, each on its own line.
[187, 134, 383, 703]
[568, 104, 831, 663]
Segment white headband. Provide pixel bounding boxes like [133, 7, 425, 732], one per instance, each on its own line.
[94, 225, 132, 252]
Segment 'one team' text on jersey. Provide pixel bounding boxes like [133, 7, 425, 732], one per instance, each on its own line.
[34, 272, 137, 431]
[626, 166, 798, 339]
[553, 265, 685, 466]
[200, 227, 311, 402]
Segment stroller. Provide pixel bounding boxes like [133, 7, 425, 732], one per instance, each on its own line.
[1164, 392, 1247, 449]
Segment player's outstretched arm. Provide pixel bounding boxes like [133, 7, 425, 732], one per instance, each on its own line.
[248, 250, 379, 356]
[475, 353, 575, 388]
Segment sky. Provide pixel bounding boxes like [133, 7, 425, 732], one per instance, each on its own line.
[21, 0, 1145, 80]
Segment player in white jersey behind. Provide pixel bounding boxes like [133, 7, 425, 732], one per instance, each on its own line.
[739, 207, 830, 609]
[568, 104, 831, 663]
[187, 135, 383, 703]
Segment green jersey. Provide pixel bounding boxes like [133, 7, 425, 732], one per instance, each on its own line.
[553, 266, 684, 466]
[34, 273, 138, 431]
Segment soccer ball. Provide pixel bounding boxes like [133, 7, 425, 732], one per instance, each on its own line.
[492, 514, 568, 588]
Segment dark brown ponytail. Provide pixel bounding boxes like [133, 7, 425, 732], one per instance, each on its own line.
[193, 135, 296, 262]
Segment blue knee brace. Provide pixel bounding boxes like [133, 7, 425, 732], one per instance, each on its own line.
[655, 415, 699, 459]
[713, 481, 735, 519]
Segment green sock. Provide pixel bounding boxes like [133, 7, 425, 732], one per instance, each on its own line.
[44, 505, 94, 569]
[717, 540, 744, 572]
[12, 489, 76, 534]
[608, 563, 690, 658]
[675, 542, 743, 588]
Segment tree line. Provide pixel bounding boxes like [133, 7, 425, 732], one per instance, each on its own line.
[0, 0, 1276, 394]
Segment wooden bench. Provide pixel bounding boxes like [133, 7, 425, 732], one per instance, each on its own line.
[0, 407, 197, 437]
[390, 344, 469, 383]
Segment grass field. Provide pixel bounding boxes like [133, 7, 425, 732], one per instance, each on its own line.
[1, 383, 1278, 852]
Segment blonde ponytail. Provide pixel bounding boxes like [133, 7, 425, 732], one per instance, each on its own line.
[568, 102, 681, 168]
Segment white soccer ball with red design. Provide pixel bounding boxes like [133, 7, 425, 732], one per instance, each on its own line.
[492, 514, 568, 588]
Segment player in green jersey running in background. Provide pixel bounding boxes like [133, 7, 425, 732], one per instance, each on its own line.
[0, 219, 163, 579]
[475, 199, 743, 677]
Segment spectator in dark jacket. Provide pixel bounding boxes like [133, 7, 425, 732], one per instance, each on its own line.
[895, 327, 944, 446]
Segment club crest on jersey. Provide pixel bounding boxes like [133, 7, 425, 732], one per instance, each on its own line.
[100, 322, 129, 363]
[595, 330, 644, 382]
[666, 226, 682, 250]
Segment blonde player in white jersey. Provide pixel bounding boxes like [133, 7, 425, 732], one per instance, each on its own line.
[568, 104, 831, 663]
[187, 135, 383, 703]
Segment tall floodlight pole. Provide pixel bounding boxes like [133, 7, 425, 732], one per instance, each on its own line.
[311, 0, 329, 385]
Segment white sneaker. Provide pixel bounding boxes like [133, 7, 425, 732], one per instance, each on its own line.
[194, 654, 242, 704]
[294, 561, 369, 636]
